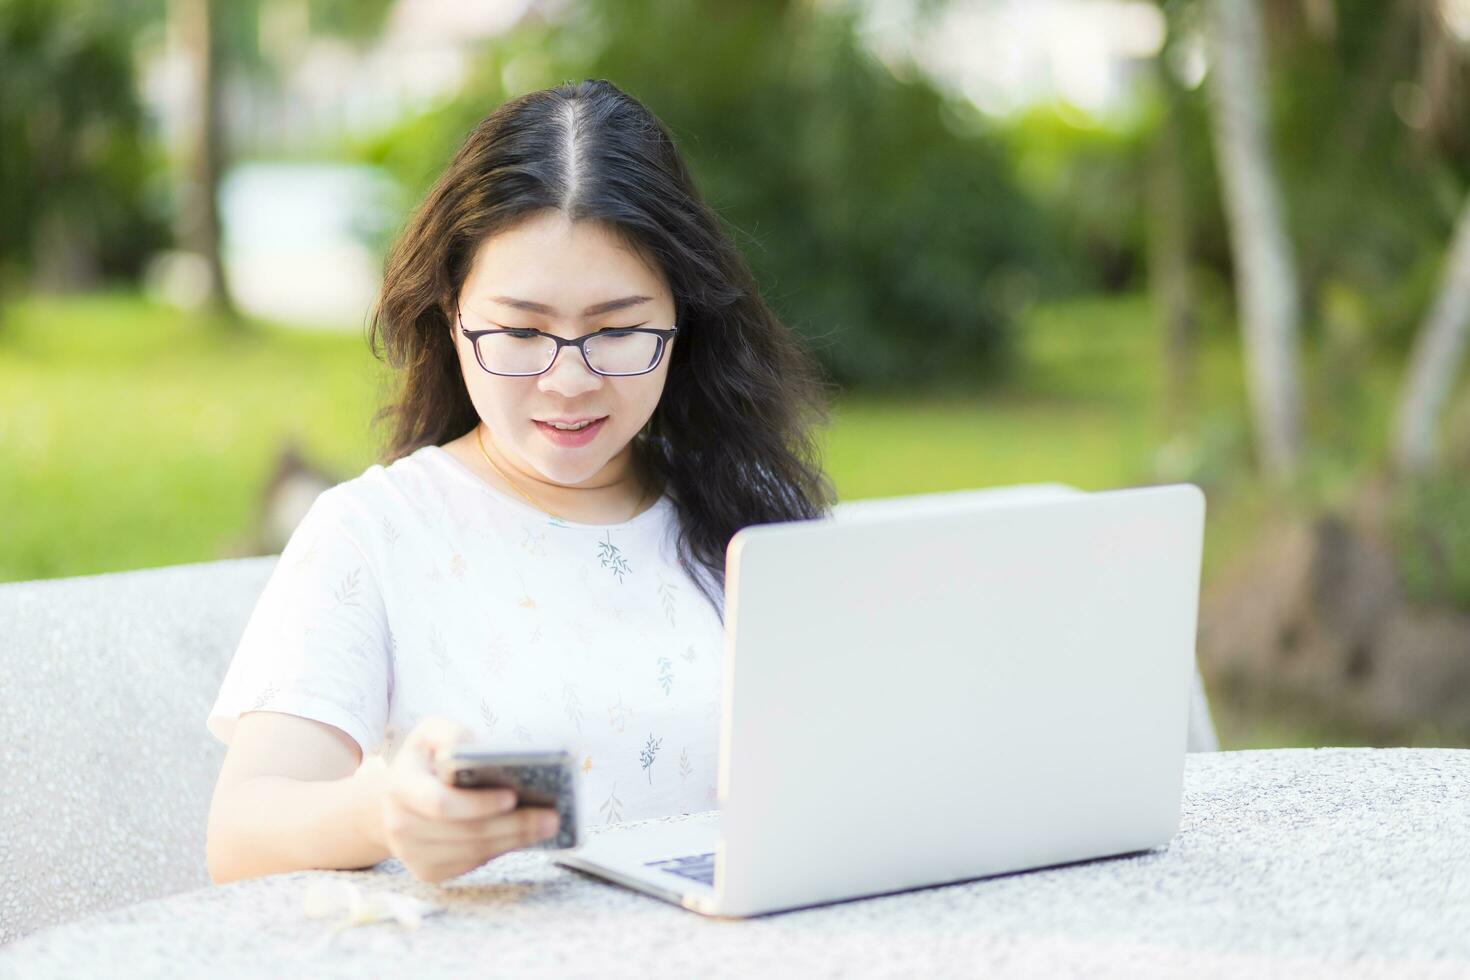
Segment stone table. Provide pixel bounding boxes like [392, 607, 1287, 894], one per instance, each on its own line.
[3, 748, 1467, 979]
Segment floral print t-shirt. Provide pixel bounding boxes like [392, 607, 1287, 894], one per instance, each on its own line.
[206, 443, 726, 829]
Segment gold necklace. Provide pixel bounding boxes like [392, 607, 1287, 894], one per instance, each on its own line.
[474, 423, 649, 524]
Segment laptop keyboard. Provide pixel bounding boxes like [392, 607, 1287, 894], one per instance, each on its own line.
[643, 851, 716, 886]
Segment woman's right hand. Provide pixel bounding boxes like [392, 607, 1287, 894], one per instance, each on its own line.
[370, 716, 561, 884]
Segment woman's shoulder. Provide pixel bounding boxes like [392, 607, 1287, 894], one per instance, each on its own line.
[307, 444, 449, 535]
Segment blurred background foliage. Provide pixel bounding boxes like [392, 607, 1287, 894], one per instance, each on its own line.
[349, 0, 1062, 389]
[4, 0, 1470, 748]
[0, 0, 170, 293]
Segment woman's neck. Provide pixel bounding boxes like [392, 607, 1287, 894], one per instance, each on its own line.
[446, 427, 657, 525]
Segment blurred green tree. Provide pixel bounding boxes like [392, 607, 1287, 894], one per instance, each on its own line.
[351, 0, 1062, 390]
[0, 0, 169, 308]
[170, 0, 237, 323]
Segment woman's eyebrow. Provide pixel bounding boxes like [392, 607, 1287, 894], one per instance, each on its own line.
[489, 295, 653, 317]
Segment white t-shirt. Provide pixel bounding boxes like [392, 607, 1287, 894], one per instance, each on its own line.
[206, 444, 726, 829]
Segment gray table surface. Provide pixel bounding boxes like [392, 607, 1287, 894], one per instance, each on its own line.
[3, 747, 1468, 979]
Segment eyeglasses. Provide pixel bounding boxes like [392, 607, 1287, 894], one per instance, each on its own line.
[457, 308, 677, 378]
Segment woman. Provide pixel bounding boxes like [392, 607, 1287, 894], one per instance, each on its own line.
[205, 79, 835, 885]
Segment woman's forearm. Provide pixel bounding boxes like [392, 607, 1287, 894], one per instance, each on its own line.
[206, 759, 391, 884]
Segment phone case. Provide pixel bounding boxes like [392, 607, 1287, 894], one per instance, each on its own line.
[436, 749, 580, 850]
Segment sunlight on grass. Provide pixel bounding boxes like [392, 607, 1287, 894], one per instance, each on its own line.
[0, 289, 1350, 591]
[0, 292, 387, 580]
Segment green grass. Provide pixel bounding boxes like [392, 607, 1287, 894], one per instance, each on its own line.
[6, 288, 1453, 749]
[2, 287, 1407, 595]
[0, 292, 389, 581]
[822, 294, 1273, 582]
[2, 289, 1260, 583]
[0, 287, 1275, 587]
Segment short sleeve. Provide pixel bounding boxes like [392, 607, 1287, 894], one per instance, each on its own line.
[206, 487, 390, 760]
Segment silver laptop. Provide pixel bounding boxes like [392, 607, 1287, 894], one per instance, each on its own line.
[554, 482, 1206, 917]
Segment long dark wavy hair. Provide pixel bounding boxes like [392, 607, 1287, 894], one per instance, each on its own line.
[367, 79, 836, 620]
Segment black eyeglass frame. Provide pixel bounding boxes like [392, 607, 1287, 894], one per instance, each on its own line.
[457, 308, 678, 378]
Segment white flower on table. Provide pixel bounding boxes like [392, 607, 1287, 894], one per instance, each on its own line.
[303, 880, 444, 934]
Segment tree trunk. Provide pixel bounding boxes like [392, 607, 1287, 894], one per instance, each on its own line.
[1147, 53, 1196, 433]
[1391, 196, 1470, 474]
[172, 0, 238, 324]
[1205, 0, 1303, 481]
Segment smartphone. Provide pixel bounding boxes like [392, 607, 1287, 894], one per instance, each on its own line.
[433, 746, 580, 850]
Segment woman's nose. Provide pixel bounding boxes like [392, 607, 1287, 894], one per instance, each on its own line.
[537, 344, 603, 397]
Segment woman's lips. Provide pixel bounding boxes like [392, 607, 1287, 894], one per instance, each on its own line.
[533, 416, 608, 448]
